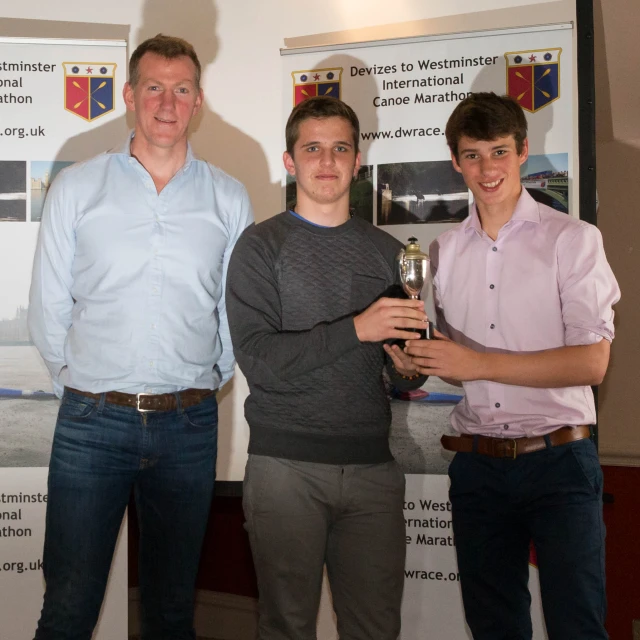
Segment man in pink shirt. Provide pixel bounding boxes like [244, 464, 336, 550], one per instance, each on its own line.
[406, 92, 620, 639]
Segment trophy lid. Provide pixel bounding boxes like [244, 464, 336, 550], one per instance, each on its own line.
[403, 237, 429, 261]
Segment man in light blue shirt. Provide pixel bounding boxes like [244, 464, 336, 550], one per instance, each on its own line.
[28, 34, 253, 640]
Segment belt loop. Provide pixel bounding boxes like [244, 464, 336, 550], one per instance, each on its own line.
[97, 393, 106, 413]
[472, 435, 479, 454]
[589, 425, 595, 440]
[175, 391, 183, 415]
[543, 434, 552, 449]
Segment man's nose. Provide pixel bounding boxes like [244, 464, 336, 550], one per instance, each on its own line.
[319, 149, 335, 166]
[160, 89, 176, 108]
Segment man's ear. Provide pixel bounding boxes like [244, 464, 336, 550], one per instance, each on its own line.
[518, 138, 529, 166]
[123, 82, 135, 112]
[192, 88, 204, 117]
[283, 151, 296, 176]
[353, 151, 361, 178]
[451, 150, 462, 174]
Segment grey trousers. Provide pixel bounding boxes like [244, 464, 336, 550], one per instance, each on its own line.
[243, 454, 406, 640]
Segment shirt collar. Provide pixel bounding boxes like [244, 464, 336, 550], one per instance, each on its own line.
[463, 187, 541, 235]
[107, 130, 196, 169]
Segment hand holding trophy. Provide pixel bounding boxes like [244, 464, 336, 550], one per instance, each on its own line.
[397, 237, 432, 340]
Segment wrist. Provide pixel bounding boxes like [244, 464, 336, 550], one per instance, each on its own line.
[393, 361, 420, 380]
[471, 351, 490, 381]
[353, 315, 367, 343]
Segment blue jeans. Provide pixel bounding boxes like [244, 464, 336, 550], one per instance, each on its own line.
[34, 389, 218, 640]
[449, 437, 607, 640]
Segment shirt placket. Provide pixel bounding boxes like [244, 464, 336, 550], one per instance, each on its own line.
[485, 238, 507, 432]
[144, 171, 166, 392]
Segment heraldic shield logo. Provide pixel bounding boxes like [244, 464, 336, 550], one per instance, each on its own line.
[292, 68, 343, 106]
[504, 48, 561, 113]
[63, 63, 116, 121]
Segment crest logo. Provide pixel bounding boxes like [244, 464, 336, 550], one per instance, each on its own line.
[292, 68, 343, 106]
[63, 63, 116, 121]
[504, 48, 561, 113]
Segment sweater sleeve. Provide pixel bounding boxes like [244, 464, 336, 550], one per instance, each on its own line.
[226, 227, 362, 384]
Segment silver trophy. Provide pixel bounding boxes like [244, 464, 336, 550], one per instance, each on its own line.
[397, 237, 432, 339]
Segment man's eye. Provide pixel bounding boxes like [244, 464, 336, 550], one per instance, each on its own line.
[176, 87, 188, 94]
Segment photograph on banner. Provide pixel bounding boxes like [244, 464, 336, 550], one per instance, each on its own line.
[521, 152, 569, 213]
[30, 160, 75, 222]
[377, 160, 469, 226]
[0, 161, 28, 222]
[0, 36, 128, 640]
[282, 25, 573, 481]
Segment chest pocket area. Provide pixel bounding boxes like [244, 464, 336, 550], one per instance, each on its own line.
[351, 273, 387, 313]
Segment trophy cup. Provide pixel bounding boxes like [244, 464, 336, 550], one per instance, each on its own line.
[397, 237, 432, 339]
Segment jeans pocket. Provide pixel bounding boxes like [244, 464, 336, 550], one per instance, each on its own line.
[182, 394, 218, 428]
[569, 440, 602, 494]
[58, 394, 97, 420]
[243, 455, 274, 517]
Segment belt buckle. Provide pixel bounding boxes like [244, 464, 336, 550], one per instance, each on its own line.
[496, 438, 517, 459]
[136, 393, 156, 413]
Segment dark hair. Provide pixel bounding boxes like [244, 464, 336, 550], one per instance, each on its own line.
[445, 92, 528, 160]
[285, 96, 360, 155]
[129, 34, 202, 89]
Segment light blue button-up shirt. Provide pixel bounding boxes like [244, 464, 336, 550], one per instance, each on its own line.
[28, 134, 254, 397]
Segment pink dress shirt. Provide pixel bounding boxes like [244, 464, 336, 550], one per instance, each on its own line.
[430, 188, 621, 437]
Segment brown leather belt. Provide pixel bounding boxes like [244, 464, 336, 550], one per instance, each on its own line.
[441, 425, 591, 459]
[65, 387, 215, 413]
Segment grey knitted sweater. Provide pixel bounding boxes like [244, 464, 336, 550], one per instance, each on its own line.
[226, 211, 426, 465]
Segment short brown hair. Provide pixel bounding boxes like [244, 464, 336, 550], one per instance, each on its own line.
[129, 34, 202, 89]
[285, 96, 360, 155]
[445, 92, 528, 160]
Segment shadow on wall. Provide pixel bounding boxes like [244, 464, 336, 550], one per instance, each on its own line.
[56, 0, 279, 223]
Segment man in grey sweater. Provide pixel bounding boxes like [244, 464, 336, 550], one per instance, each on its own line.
[226, 96, 427, 639]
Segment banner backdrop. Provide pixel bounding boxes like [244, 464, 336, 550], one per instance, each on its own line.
[0, 36, 128, 638]
[282, 22, 574, 639]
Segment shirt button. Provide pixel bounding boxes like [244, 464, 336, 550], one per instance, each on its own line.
[489, 284, 495, 290]
[504, 424, 509, 430]
[492, 247, 498, 252]
[149, 361, 155, 367]
[490, 323, 495, 329]
[495, 402, 501, 408]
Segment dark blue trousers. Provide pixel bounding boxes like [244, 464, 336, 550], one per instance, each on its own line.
[448, 437, 607, 640]
[34, 389, 218, 640]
